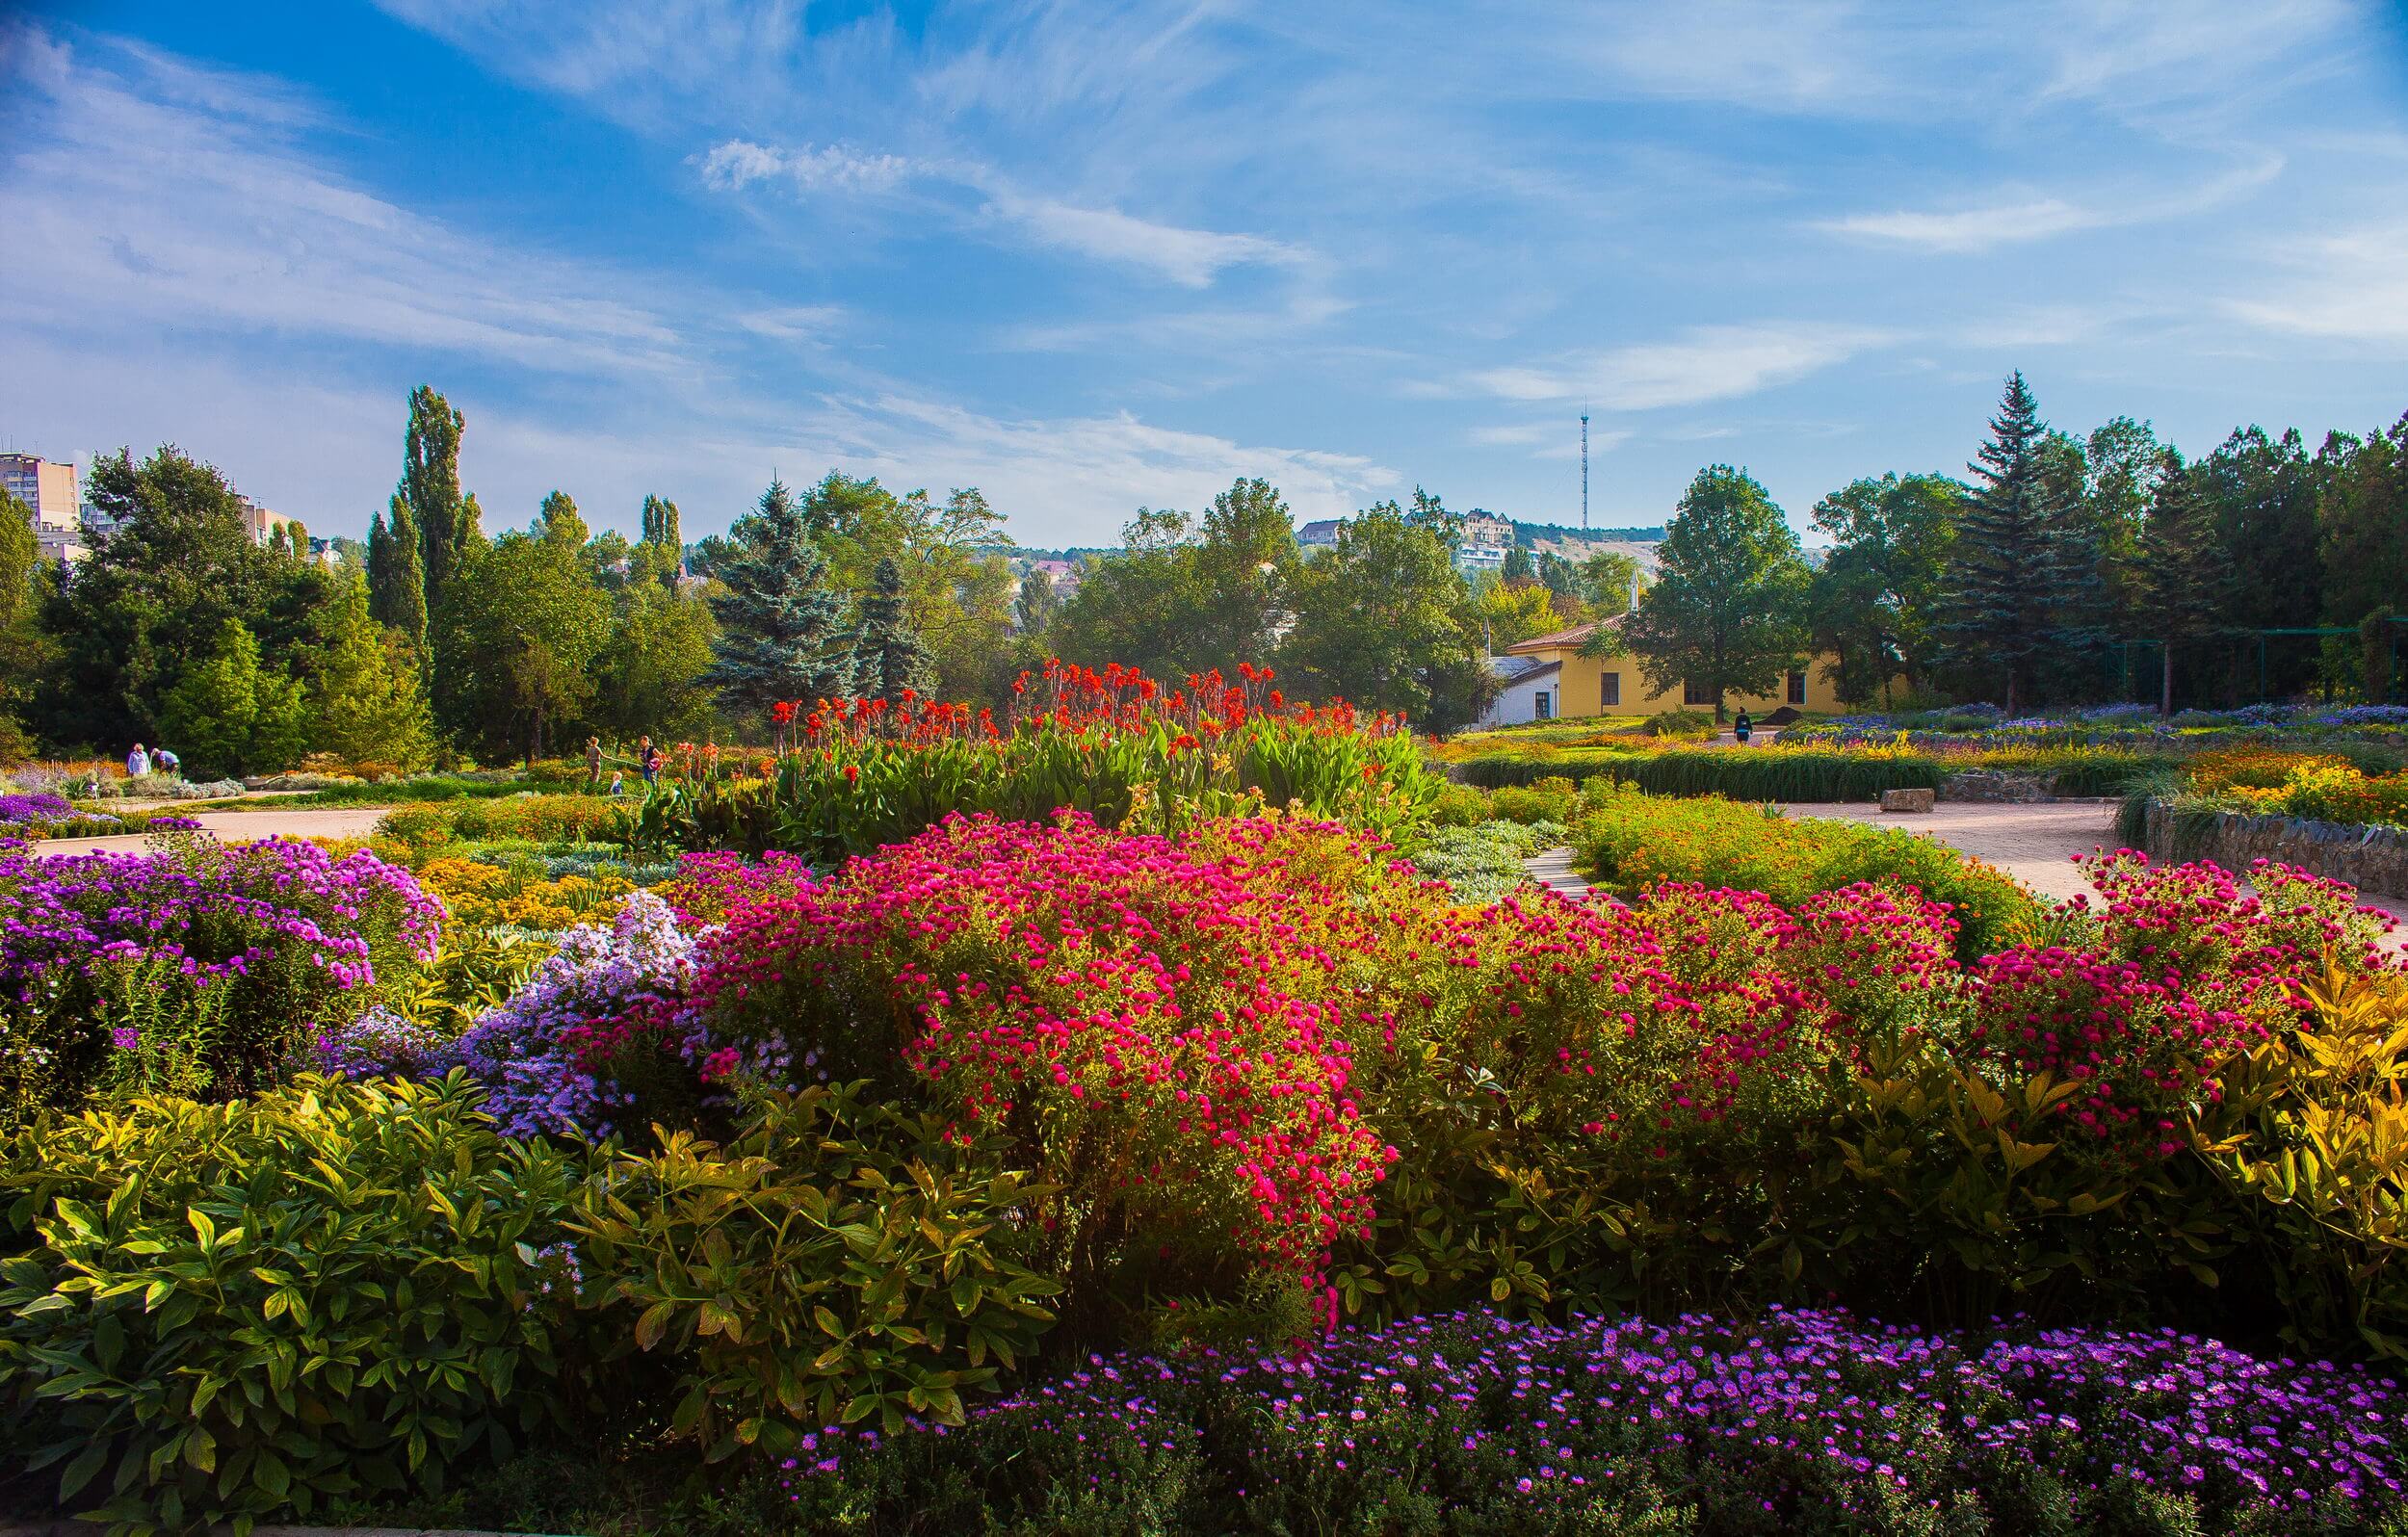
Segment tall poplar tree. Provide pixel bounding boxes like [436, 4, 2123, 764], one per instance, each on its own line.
[856, 556, 934, 705]
[1940, 374, 2058, 714]
[365, 496, 427, 651]
[401, 386, 479, 607]
[704, 478, 858, 718]
[641, 494, 681, 556]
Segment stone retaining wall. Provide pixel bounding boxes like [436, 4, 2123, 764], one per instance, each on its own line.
[1941, 770, 2059, 803]
[2136, 799, 2408, 899]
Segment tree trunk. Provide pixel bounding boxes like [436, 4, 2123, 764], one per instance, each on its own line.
[2160, 641, 2174, 717]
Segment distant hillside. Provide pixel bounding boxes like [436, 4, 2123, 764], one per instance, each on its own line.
[1509, 520, 1665, 546]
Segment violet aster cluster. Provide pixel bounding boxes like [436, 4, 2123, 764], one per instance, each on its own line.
[755, 1307, 2405, 1532]
[0, 838, 441, 1108]
[0, 792, 79, 827]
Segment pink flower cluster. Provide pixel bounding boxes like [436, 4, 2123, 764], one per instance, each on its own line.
[684, 815, 1401, 1287]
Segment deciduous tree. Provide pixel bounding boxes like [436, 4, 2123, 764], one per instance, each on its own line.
[1613, 465, 1810, 720]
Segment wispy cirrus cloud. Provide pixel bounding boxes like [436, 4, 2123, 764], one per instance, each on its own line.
[1819, 154, 2285, 254]
[0, 24, 693, 378]
[1472, 326, 1893, 410]
[691, 134, 1301, 288]
[2224, 218, 2408, 347]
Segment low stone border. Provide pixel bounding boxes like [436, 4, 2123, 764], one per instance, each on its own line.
[1941, 769, 2059, 803]
[2133, 798, 2408, 900]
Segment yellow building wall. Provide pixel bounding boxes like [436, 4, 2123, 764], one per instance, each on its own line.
[1513, 648, 1858, 717]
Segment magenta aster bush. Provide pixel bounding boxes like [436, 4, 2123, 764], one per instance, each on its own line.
[683, 813, 1401, 1313]
[0, 838, 439, 1112]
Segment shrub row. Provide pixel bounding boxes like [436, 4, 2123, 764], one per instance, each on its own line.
[1571, 787, 2043, 957]
[1453, 747, 1950, 800]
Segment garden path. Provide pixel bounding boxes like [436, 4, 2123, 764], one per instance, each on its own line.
[1529, 800, 2408, 938]
[26, 806, 392, 857]
[1792, 799, 2408, 935]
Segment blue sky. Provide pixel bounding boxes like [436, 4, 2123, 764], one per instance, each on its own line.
[3, 2, 2405, 548]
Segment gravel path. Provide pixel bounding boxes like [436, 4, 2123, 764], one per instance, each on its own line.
[27, 806, 392, 857]
[1786, 799, 2408, 931]
[1782, 799, 2122, 906]
[1530, 799, 2408, 936]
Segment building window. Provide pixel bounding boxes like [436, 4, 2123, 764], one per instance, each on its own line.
[1534, 690, 1553, 720]
[1684, 679, 1714, 707]
[1787, 669, 1807, 705]
[1602, 671, 1621, 708]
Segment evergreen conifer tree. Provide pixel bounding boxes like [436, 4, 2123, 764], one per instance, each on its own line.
[1940, 373, 2058, 713]
[856, 555, 933, 705]
[2134, 451, 2238, 714]
[366, 496, 428, 651]
[704, 478, 858, 718]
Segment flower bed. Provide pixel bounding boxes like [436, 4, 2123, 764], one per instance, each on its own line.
[620, 660, 1447, 861]
[736, 1307, 2405, 1535]
[12, 784, 2408, 1531]
[0, 839, 439, 1119]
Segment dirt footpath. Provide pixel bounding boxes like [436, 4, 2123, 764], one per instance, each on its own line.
[27, 806, 393, 858]
[1785, 798, 2408, 931]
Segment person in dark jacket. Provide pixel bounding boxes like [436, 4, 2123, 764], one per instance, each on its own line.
[1733, 709, 1753, 745]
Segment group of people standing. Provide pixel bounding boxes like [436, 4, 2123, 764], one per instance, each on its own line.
[584, 735, 665, 796]
[124, 742, 180, 778]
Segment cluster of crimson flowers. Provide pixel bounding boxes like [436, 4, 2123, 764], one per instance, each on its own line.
[666, 814, 2397, 1313]
[749, 659, 1410, 751]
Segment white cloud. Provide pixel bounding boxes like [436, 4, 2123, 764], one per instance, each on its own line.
[737, 305, 846, 342]
[980, 193, 1300, 289]
[800, 395, 1399, 529]
[0, 26, 693, 378]
[1819, 155, 2283, 254]
[691, 134, 1301, 288]
[1819, 198, 2102, 253]
[695, 139, 917, 194]
[1472, 326, 1890, 409]
[2225, 219, 2408, 346]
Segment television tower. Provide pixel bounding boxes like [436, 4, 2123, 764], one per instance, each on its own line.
[1580, 414, 1589, 531]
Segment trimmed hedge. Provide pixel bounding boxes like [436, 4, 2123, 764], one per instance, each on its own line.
[1454, 748, 1949, 800]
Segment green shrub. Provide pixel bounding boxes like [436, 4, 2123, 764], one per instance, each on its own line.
[568, 1082, 1061, 1458]
[1638, 708, 1715, 740]
[0, 1076, 598, 1532]
[1427, 782, 1491, 827]
[1456, 747, 1948, 799]
[1488, 775, 1580, 824]
[1572, 787, 2041, 957]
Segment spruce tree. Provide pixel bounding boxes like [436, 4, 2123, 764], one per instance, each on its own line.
[366, 496, 428, 652]
[1940, 373, 2057, 714]
[704, 477, 858, 718]
[2134, 451, 2238, 714]
[856, 556, 933, 706]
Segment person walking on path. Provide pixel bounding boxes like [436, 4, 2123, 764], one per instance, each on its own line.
[639, 736, 662, 789]
[585, 736, 603, 789]
[1733, 709, 1753, 746]
[125, 742, 151, 777]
